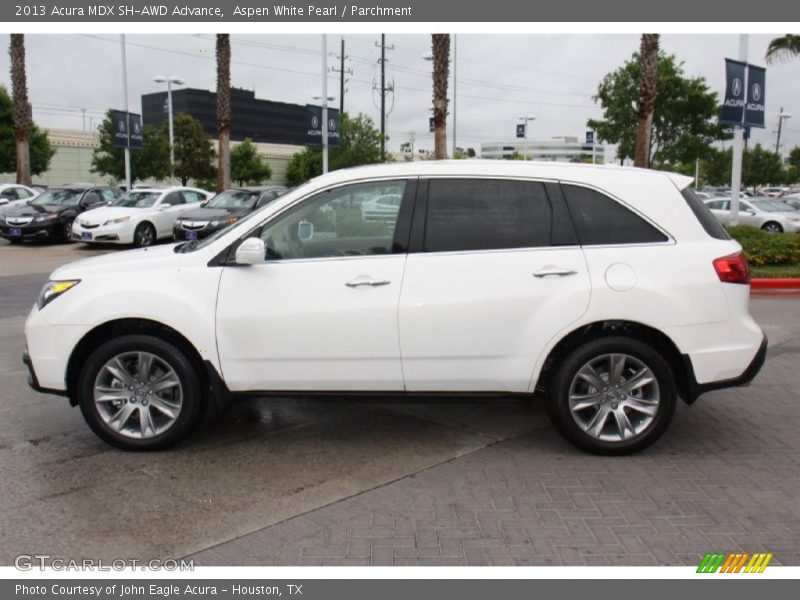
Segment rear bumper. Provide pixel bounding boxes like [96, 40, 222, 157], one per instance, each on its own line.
[682, 333, 767, 403]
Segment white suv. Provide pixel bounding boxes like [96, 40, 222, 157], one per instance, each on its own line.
[23, 162, 766, 454]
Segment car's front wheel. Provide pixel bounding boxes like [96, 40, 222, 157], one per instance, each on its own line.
[761, 221, 783, 234]
[546, 336, 676, 455]
[77, 334, 205, 450]
[133, 222, 156, 247]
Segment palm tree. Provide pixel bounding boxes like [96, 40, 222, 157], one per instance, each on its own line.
[431, 34, 450, 160]
[9, 34, 32, 185]
[633, 34, 659, 168]
[216, 34, 231, 192]
[765, 34, 800, 63]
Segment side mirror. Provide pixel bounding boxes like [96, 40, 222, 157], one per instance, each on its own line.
[200, 199, 209, 207]
[235, 238, 266, 265]
[298, 220, 314, 242]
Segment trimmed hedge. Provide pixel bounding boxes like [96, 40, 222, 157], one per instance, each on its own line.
[727, 226, 800, 267]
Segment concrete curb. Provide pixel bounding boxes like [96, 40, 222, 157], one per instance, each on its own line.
[751, 278, 800, 290]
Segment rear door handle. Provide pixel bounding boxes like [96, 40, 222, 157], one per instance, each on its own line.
[346, 277, 391, 288]
[533, 267, 578, 278]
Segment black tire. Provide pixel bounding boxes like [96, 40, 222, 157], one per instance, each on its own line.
[61, 218, 75, 243]
[545, 336, 676, 455]
[761, 221, 783, 234]
[133, 222, 156, 247]
[77, 334, 205, 451]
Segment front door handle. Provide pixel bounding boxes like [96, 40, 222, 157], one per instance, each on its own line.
[533, 267, 578, 278]
[346, 277, 391, 288]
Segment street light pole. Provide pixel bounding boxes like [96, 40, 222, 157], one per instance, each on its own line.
[322, 34, 329, 174]
[729, 34, 748, 226]
[453, 34, 457, 157]
[518, 115, 535, 160]
[775, 107, 792, 157]
[120, 34, 131, 191]
[154, 75, 185, 186]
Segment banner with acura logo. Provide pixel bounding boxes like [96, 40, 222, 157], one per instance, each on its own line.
[112, 110, 144, 149]
[305, 105, 341, 148]
[744, 64, 766, 128]
[720, 58, 766, 128]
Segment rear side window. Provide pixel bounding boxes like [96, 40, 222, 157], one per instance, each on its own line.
[562, 184, 667, 245]
[681, 188, 730, 240]
[424, 179, 551, 252]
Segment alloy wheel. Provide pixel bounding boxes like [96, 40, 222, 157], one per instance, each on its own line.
[93, 351, 183, 440]
[568, 353, 660, 443]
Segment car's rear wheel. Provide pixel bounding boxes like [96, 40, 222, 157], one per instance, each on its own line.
[761, 221, 783, 233]
[546, 336, 676, 455]
[77, 334, 205, 450]
[133, 222, 156, 247]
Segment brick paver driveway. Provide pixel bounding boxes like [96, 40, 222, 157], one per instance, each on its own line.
[189, 295, 800, 566]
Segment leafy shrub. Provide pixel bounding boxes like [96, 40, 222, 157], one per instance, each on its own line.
[727, 226, 800, 267]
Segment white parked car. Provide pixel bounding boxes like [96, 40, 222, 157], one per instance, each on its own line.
[72, 186, 212, 247]
[704, 197, 800, 233]
[24, 161, 766, 454]
[0, 183, 39, 211]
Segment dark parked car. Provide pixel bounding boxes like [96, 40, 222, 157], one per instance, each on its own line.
[0, 185, 120, 243]
[173, 186, 287, 241]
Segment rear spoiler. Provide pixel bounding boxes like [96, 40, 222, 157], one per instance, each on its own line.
[665, 172, 695, 191]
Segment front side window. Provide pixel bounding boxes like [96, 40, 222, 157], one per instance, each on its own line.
[561, 184, 667, 246]
[182, 190, 205, 203]
[259, 180, 407, 260]
[100, 189, 118, 202]
[423, 179, 552, 252]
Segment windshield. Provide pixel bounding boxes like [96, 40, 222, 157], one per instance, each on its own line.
[751, 199, 791, 213]
[208, 190, 260, 209]
[112, 191, 160, 208]
[31, 189, 80, 207]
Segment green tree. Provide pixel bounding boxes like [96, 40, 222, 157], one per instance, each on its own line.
[91, 110, 170, 184]
[787, 146, 800, 183]
[170, 113, 216, 186]
[743, 144, 784, 190]
[588, 53, 725, 167]
[230, 138, 272, 186]
[285, 113, 385, 186]
[699, 148, 733, 186]
[0, 85, 53, 176]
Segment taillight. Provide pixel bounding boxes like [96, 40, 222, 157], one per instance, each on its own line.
[713, 251, 750, 285]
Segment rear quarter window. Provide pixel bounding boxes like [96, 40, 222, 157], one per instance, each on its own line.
[680, 188, 730, 240]
[561, 184, 668, 245]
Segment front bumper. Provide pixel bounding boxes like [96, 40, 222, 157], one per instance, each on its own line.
[682, 333, 768, 403]
[173, 224, 221, 241]
[23, 347, 67, 397]
[0, 222, 57, 240]
[72, 222, 131, 244]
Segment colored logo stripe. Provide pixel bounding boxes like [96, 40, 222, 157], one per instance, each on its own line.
[697, 552, 773, 573]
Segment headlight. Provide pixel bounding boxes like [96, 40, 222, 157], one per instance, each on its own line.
[36, 280, 80, 310]
[103, 216, 130, 226]
[785, 216, 799, 222]
[34, 213, 57, 222]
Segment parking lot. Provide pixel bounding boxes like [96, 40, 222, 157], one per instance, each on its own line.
[1, 238, 799, 566]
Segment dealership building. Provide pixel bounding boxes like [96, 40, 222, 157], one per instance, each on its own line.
[481, 136, 605, 163]
[1, 88, 313, 187]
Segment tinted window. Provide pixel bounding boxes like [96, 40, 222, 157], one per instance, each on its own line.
[259, 180, 407, 260]
[706, 200, 728, 210]
[82, 191, 103, 206]
[182, 190, 205, 203]
[424, 179, 551, 252]
[162, 192, 185, 206]
[562, 184, 667, 245]
[100, 189, 118, 202]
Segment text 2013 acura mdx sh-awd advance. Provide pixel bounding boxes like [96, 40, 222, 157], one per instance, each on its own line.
[23, 162, 767, 454]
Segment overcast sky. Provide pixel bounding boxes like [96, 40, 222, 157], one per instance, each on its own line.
[0, 33, 799, 160]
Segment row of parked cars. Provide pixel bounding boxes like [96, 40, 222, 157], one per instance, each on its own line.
[0, 184, 288, 247]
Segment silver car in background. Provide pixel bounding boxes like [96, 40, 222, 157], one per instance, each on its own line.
[704, 197, 800, 233]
